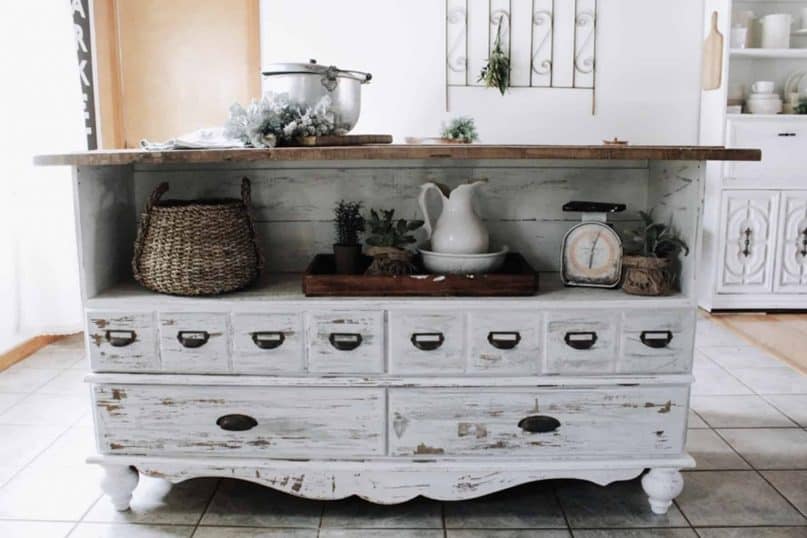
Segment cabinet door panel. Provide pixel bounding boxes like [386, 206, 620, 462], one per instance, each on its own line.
[716, 191, 778, 294]
[774, 191, 807, 293]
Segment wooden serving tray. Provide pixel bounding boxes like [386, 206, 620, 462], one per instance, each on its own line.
[302, 253, 538, 297]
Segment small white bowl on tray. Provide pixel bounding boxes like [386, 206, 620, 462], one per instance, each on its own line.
[419, 246, 509, 275]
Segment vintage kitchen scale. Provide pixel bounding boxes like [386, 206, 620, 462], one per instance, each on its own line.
[560, 201, 626, 288]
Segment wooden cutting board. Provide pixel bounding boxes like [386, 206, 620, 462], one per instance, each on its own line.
[702, 11, 724, 91]
[295, 134, 393, 147]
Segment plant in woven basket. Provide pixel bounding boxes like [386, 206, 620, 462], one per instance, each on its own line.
[622, 210, 689, 296]
[364, 209, 424, 276]
[478, 16, 510, 95]
[441, 116, 479, 143]
[332, 200, 365, 274]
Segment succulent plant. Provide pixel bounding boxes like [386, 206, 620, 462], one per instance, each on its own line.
[441, 116, 479, 143]
[365, 209, 423, 249]
[628, 210, 689, 259]
[333, 200, 365, 246]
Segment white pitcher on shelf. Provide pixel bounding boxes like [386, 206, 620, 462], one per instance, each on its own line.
[418, 180, 489, 254]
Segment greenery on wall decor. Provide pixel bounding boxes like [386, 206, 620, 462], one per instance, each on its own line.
[478, 15, 510, 95]
[441, 116, 479, 143]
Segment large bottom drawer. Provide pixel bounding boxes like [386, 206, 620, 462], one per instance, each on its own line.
[94, 384, 385, 458]
[389, 386, 687, 457]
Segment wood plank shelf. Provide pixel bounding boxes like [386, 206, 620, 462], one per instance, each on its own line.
[86, 273, 691, 311]
[35, 145, 760, 166]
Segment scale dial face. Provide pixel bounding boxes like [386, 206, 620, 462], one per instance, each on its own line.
[561, 222, 623, 287]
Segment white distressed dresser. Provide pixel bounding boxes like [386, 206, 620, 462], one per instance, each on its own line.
[37, 145, 759, 514]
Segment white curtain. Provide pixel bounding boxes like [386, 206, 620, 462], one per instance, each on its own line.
[0, 1, 85, 352]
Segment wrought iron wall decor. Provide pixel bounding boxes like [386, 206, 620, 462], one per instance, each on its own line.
[446, 0, 598, 110]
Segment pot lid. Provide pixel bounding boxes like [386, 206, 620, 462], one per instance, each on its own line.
[262, 59, 371, 83]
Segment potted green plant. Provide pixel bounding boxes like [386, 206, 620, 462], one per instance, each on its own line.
[479, 15, 510, 95]
[364, 209, 423, 275]
[333, 200, 365, 274]
[441, 116, 479, 143]
[622, 210, 689, 296]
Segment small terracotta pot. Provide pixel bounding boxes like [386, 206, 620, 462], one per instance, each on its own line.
[333, 244, 362, 275]
[622, 255, 673, 296]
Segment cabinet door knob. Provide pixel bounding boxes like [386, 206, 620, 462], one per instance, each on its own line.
[518, 415, 561, 433]
[177, 331, 209, 348]
[329, 333, 363, 351]
[251, 331, 285, 350]
[216, 414, 258, 432]
[105, 330, 136, 347]
[640, 330, 674, 349]
[564, 331, 598, 350]
[777, 132, 797, 137]
[411, 332, 445, 351]
[487, 331, 521, 350]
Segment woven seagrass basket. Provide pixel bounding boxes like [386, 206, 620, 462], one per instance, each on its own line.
[132, 177, 262, 296]
[622, 255, 672, 296]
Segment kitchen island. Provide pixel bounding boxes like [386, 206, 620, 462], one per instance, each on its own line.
[38, 145, 759, 513]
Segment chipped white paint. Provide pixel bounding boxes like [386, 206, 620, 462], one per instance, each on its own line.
[389, 311, 465, 374]
[619, 309, 695, 374]
[87, 312, 159, 372]
[94, 384, 386, 457]
[231, 312, 304, 374]
[545, 310, 619, 374]
[305, 310, 384, 373]
[158, 312, 229, 373]
[67, 157, 706, 512]
[388, 386, 687, 457]
[468, 310, 542, 374]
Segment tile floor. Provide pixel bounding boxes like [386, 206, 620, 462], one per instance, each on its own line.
[0, 318, 805, 537]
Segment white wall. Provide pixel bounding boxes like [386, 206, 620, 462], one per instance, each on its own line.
[260, 0, 705, 144]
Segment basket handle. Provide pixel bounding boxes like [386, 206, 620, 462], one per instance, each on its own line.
[147, 183, 169, 212]
[239, 176, 263, 273]
[241, 177, 251, 207]
[132, 182, 169, 284]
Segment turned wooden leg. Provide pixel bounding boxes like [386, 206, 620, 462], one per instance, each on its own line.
[100, 465, 139, 511]
[641, 468, 684, 515]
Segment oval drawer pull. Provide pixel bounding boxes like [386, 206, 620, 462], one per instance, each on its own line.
[518, 415, 561, 434]
[411, 332, 445, 351]
[216, 414, 258, 432]
[488, 331, 521, 350]
[105, 330, 136, 347]
[329, 332, 363, 351]
[778, 132, 797, 137]
[177, 331, 209, 348]
[564, 331, 597, 350]
[640, 330, 674, 349]
[251, 331, 285, 350]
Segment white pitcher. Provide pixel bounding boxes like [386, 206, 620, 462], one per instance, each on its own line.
[760, 13, 792, 49]
[418, 180, 489, 254]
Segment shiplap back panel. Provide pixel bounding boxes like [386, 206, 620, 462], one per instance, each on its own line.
[131, 162, 648, 273]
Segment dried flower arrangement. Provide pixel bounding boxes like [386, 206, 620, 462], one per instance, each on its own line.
[225, 92, 341, 148]
[478, 16, 510, 95]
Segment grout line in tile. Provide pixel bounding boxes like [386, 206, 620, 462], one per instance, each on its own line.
[760, 394, 806, 427]
[440, 500, 447, 537]
[551, 480, 574, 533]
[190, 477, 221, 535]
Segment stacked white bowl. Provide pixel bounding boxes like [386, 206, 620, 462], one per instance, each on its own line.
[746, 80, 783, 114]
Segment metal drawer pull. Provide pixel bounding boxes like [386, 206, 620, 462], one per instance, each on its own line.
[488, 331, 521, 350]
[216, 414, 258, 432]
[411, 332, 445, 351]
[564, 331, 597, 350]
[105, 330, 136, 347]
[778, 132, 797, 137]
[251, 331, 285, 350]
[329, 332, 363, 351]
[177, 331, 209, 348]
[640, 330, 674, 349]
[518, 415, 561, 433]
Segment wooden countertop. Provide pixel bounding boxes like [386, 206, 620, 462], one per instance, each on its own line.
[34, 145, 761, 166]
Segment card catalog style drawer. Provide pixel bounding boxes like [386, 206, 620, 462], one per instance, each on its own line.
[94, 384, 385, 457]
[468, 311, 542, 374]
[389, 311, 465, 373]
[158, 312, 229, 373]
[620, 309, 695, 374]
[231, 312, 304, 374]
[306, 311, 384, 373]
[87, 312, 158, 372]
[389, 386, 687, 457]
[545, 311, 619, 374]
[726, 119, 807, 181]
